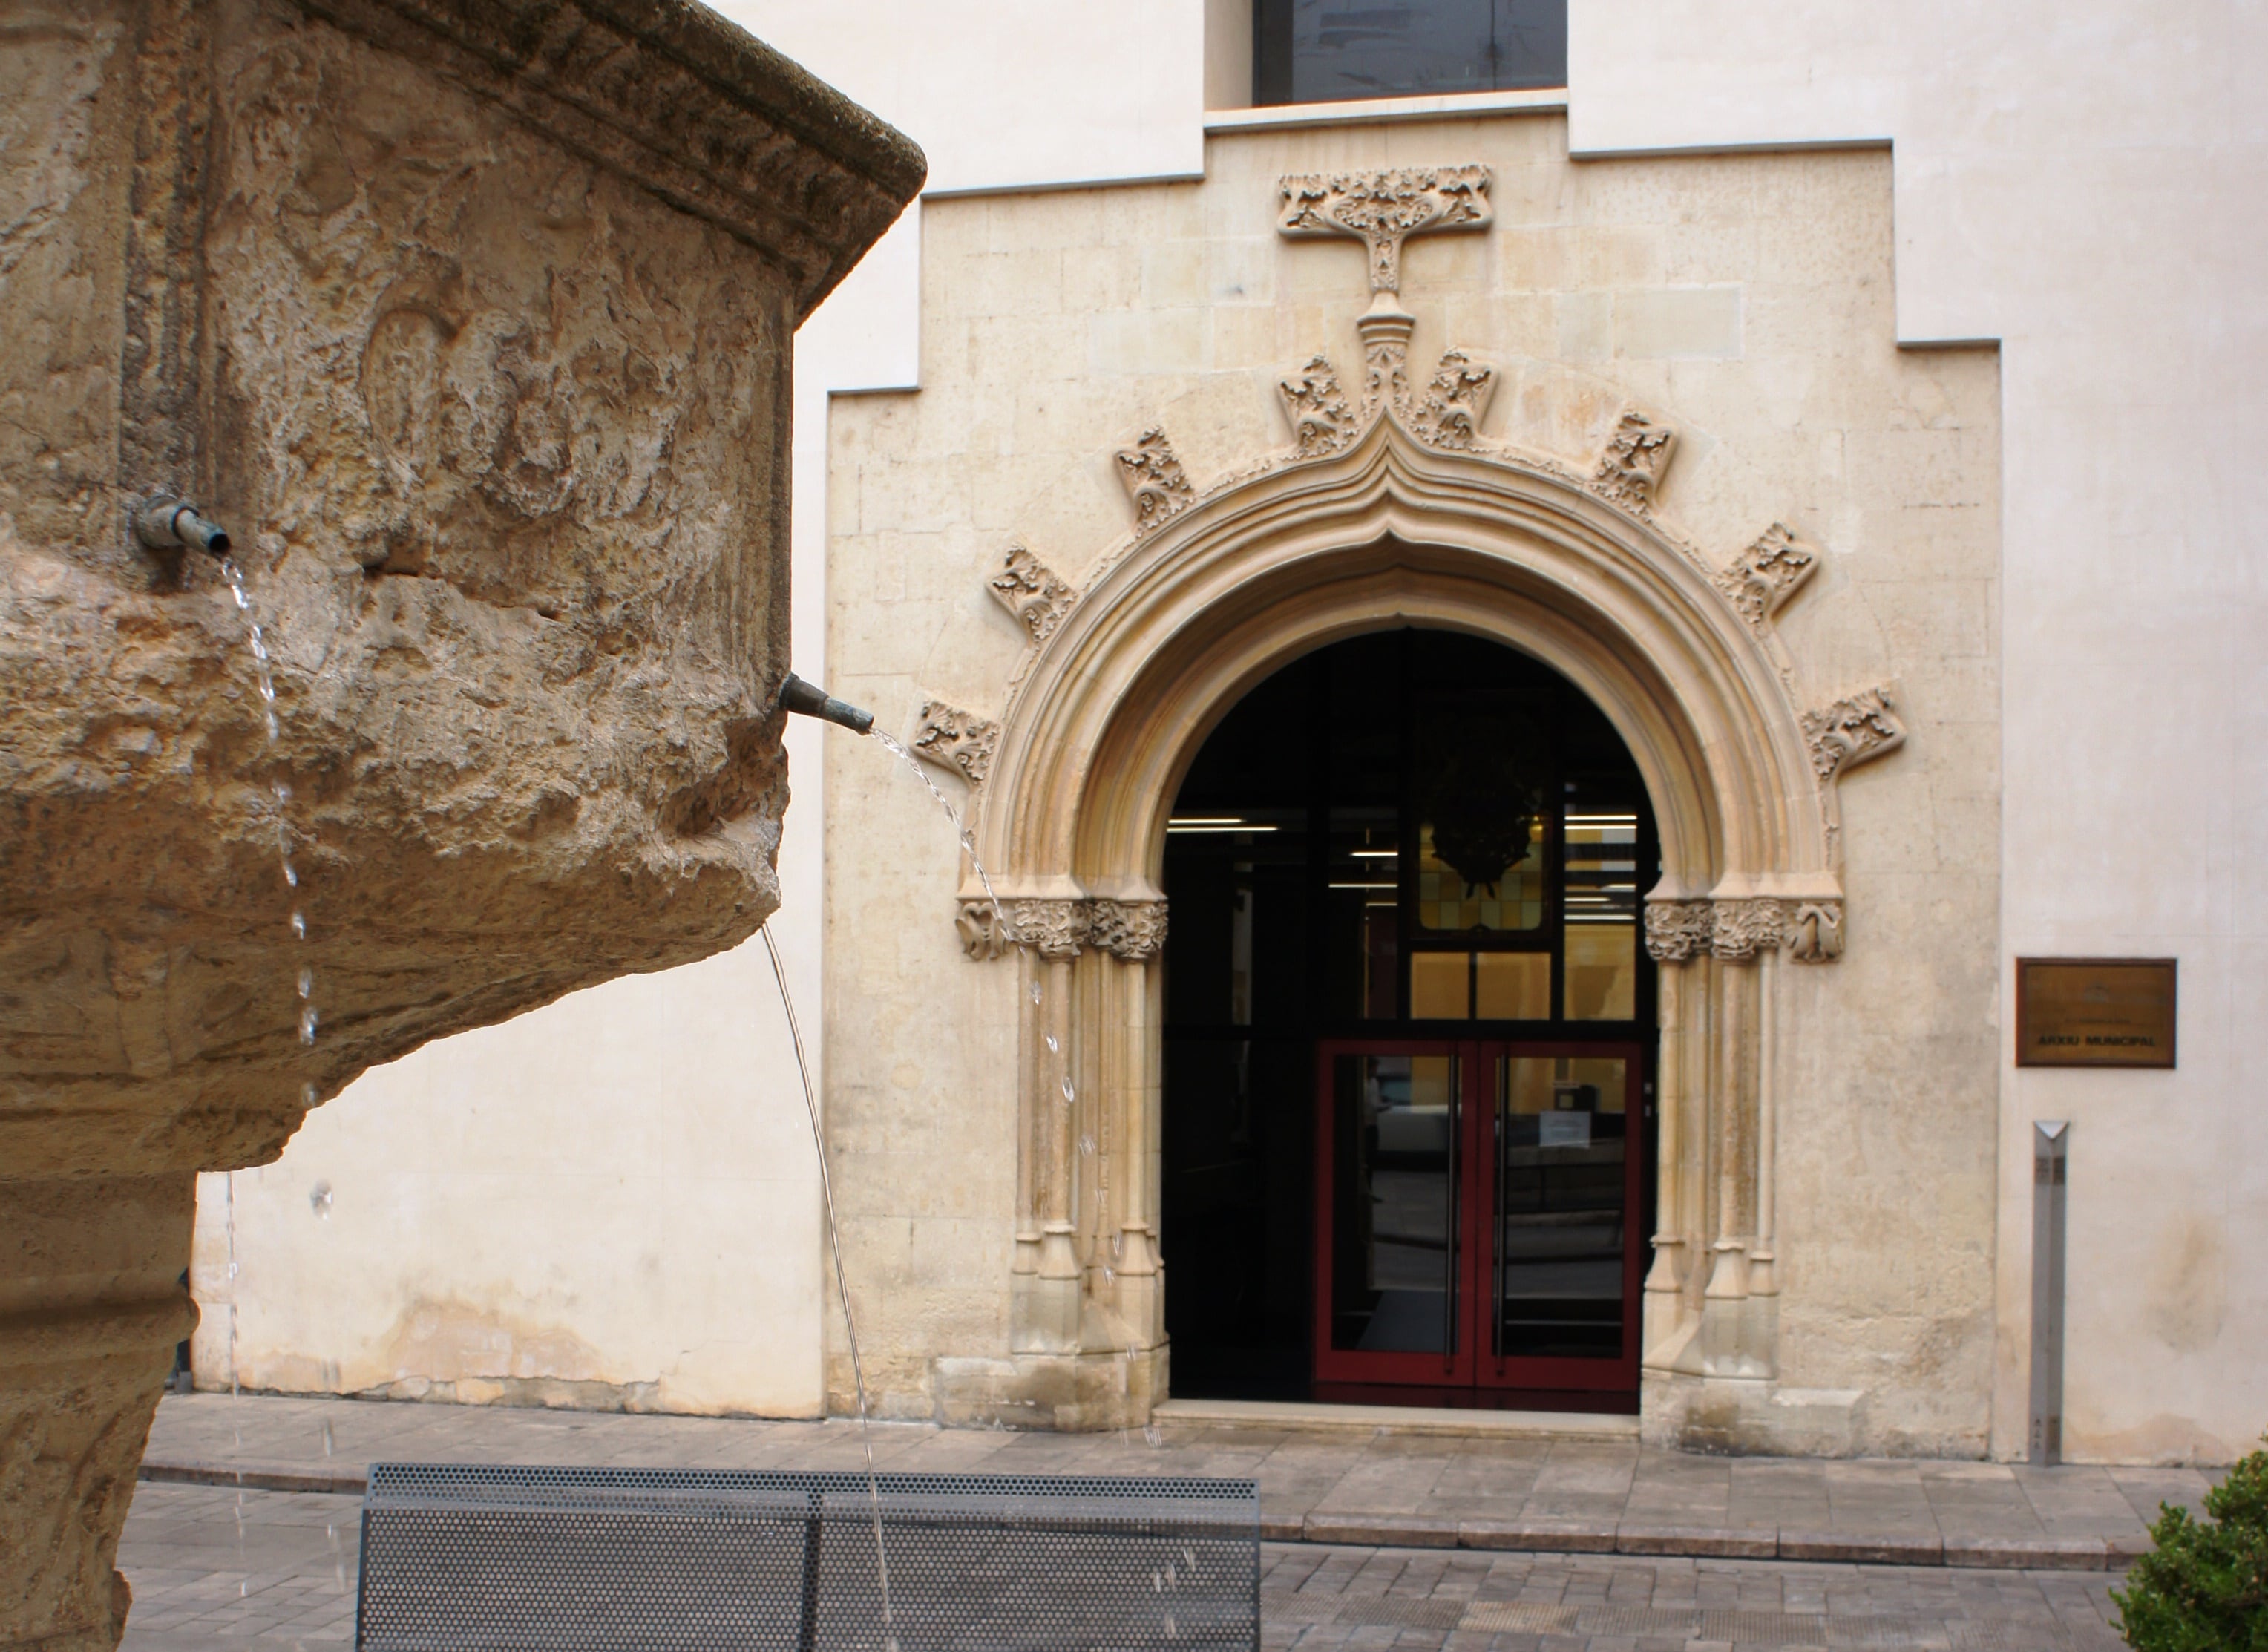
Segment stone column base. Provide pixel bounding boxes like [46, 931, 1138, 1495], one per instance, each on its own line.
[1641, 1373, 1868, 1456]
[930, 1345, 1168, 1432]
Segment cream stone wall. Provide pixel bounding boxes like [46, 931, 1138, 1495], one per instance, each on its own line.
[1567, 0, 2265, 1472]
[822, 115, 2002, 1449]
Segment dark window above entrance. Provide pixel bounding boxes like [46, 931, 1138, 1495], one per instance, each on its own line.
[1252, 0, 1568, 106]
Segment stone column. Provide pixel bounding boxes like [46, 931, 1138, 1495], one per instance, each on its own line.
[1010, 899, 1087, 1351]
[1089, 899, 1168, 1348]
[1642, 898, 1711, 1368]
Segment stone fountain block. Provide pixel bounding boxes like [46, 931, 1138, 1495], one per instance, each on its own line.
[0, 4, 921, 1649]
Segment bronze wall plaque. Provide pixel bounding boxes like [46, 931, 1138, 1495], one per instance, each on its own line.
[2016, 958, 2177, 1068]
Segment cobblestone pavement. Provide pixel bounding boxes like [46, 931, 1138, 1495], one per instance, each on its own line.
[141, 1394, 2215, 1570]
[117, 1481, 2133, 1651]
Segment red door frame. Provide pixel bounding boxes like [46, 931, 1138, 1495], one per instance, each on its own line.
[1313, 1038, 1645, 1397]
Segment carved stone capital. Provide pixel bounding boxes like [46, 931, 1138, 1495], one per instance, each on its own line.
[1087, 899, 1168, 962]
[911, 700, 998, 788]
[1278, 357, 1360, 457]
[1787, 898, 1844, 963]
[1710, 897, 1788, 961]
[1644, 899, 1715, 962]
[1012, 898, 1089, 960]
[1803, 687, 1905, 782]
[1714, 522, 1818, 632]
[988, 543, 1075, 645]
[956, 897, 1015, 962]
[1276, 165, 1492, 296]
[1112, 427, 1196, 535]
[1593, 409, 1677, 512]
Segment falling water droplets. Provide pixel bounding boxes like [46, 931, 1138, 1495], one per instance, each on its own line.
[870, 728, 1017, 954]
[1059, 1077, 1075, 1105]
[1078, 1134, 1097, 1157]
[1044, 1033, 1059, 1054]
[217, 558, 321, 1081]
[1030, 981, 1043, 1006]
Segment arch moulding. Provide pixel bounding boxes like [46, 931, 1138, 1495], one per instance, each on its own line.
[904, 174, 1907, 1427]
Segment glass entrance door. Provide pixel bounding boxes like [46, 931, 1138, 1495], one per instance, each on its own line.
[1316, 1040, 1643, 1398]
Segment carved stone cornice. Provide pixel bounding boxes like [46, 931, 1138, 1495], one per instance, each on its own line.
[1803, 687, 1905, 783]
[1714, 523, 1818, 632]
[1593, 409, 1677, 513]
[1276, 165, 1492, 296]
[989, 544, 1075, 645]
[1646, 895, 1844, 963]
[957, 897, 1168, 963]
[1645, 899, 1715, 963]
[1011, 899, 1089, 960]
[1087, 899, 1168, 962]
[911, 701, 998, 788]
[291, 0, 925, 317]
[1113, 428, 1196, 536]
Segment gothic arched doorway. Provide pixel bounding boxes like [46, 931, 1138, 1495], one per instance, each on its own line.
[1161, 629, 1656, 1412]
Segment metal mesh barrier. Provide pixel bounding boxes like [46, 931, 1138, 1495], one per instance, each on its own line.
[357, 1462, 1259, 1652]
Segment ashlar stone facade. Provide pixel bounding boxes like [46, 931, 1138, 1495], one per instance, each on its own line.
[823, 114, 2000, 1454]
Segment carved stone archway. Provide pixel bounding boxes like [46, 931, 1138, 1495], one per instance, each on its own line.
[906, 165, 1905, 1429]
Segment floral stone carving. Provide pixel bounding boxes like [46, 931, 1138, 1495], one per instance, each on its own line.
[911, 701, 999, 788]
[1645, 899, 1717, 962]
[1803, 687, 1907, 782]
[989, 544, 1076, 645]
[1409, 350, 1497, 451]
[1593, 409, 1678, 512]
[1113, 427, 1197, 535]
[1087, 899, 1169, 961]
[1276, 165, 1492, 296]
[1279, 357, 1361, 457]
[1714, 523, 1818, 631]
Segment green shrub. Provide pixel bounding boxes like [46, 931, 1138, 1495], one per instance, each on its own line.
[2114, 1439, 2268, 1651]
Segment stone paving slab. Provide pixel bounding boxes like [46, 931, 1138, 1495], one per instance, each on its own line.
[141, 1392, 2218, 1572]
[118, 1481, 2143, 1652]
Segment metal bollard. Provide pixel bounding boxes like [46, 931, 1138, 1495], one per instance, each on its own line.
[2028, 1121, 2068, 1466]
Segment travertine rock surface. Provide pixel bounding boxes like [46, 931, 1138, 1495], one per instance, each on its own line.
[0, 3, 920, 1648]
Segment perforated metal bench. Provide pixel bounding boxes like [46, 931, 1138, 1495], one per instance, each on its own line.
[355, 1462, 1261, 1652]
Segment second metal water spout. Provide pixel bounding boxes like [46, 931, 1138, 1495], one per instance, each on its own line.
[778, 673, 874, 735]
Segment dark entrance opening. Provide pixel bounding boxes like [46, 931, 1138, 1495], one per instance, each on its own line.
[1160, 629, 1657, 1412]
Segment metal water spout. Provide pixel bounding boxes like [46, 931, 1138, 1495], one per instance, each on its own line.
[134, 495, 233, 557]
[778, 672, 874, 735]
